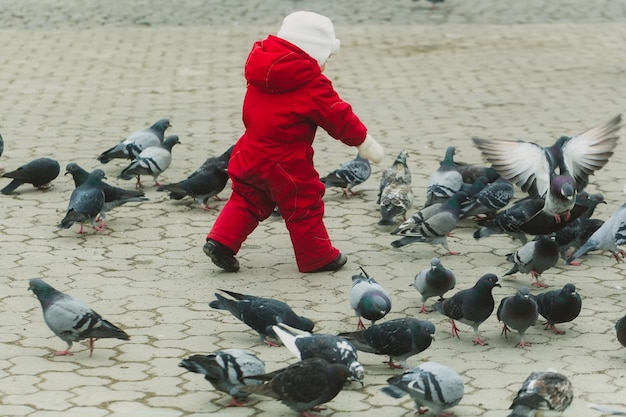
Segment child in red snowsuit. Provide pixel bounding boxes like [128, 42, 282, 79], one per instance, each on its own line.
[204, 11, 384, 273]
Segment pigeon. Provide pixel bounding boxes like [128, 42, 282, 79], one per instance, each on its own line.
[349, 267, 392, 330]
[272, 323, 365, 385]
[320, 153, 371, 198]
[0, 132, 4, 173]
[411, 257, 456, 314]
[616, 313, 626, 348]
[473, 114, 621, 223]
[377, 149, 411, 205]
[97, 118, 171, 163]
[460, 176, 515, 219]
[208, 289, 315, 346]
[507, 371, 573, 417]
[119, 135, 181, 188]
[378, 177, 414, 226]
[58, 169, 106, 234]
[179, 348, 265, 407]
[28, 278, 130, 356]
[338, 317, 435, 369]
[380, 361, 464, 416]
[65, 162, 148, 227]
[240, 357, 350, 416]
[1, 157, 60, 195]
[391, 191, 468, 255]
[497, 286, 539, 347]
[553, 192, 606, 260]
[533, 283, 582, 335]
[424, 146, 463, 207]
[434, 273, 501, 346]
[504, 236, 560, 288]
[566, 201, 626, 265]
[588, 404, 626, 416]
[188, 144, 234, 178]
[454, 162, 500, 185]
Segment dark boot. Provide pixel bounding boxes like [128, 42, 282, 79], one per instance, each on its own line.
[203, 239, 240, 272]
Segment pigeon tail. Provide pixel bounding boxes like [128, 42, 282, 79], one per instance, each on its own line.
[0, 179, 24, 194]
[380, 385, 409, 399]
[507, 405, 537, 417]
[85, 319, 130, 340]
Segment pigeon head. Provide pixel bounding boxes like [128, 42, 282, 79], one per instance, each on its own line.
[394, 149, 409, 166]
[163, 135, 181, 151]
[412, 320, 436, 342]
[476, 273, 501, 290]
[152, 118, 172, 131]
[348, 361, 365, 385]
[552, 175, 575, 199]
[65, 162, 80, 176]
[442, 146, 456, 166]
[28, 278, 60, 306]
[87, 169, 107, 183]
[517, 286, 531, 299]
[561, 283, 577, 298]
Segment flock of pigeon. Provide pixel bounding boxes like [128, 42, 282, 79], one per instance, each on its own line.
[4, 115, 626, 416]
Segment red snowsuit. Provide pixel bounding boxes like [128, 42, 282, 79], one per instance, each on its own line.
[207, 35, 367, 272]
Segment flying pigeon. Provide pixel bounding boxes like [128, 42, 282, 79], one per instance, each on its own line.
[554, 192, 605, 260]
[497, 286, 539, 347]
[349, 267, 392, 330]
[119, 135, 180, 188]
[1, 157, 60, 195]
[28, 278, 130, 356]
[378, 177, 414, 226]
[507, 371, 573, 417]
[434, 273, 501, 345]
[208, 289, 314, 346]
[338, 317, 435, 369]
[533, 283, 582, 335]
[179, 348, 265, 407]
[240, 357, 350, 416]
[460, 176, 515, 219]
[377, 149, 411, 205]
[424, 146, 463, 207]
[473, 114, 621, 223]
[97, 118, 171, 163]
[272, 323, 365, 385]
[616, 313, 626, 348]
[320, 153, 371, 198]
[380, 361, 464, 416]
[504, 236, 560, 288]
[391, 191, 468, 255]
[58, 169, 106, 234]
[411, 257, 456, 313]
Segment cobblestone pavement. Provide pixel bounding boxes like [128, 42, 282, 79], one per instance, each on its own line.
[1, 1, 626, 416]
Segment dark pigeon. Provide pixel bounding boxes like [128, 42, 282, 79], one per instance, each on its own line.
[554, 192, 605, 260]
[208, 289, 314, 346]
[188, 144, 234, 178]
[0, 132, 4, 173]
[424, 146, 463, 207]
[58, 169, 106, 234]
[497, 286, 539, 347]
[434, 273, 501, 346]
[1, 157, 60, 195]
[320, 153, 371, 198]
[338, 317, 435, 369]
[504, 236, 560, 288]
[119, 135, 180, 188]
[507, 371, 573, 417]
[349, 267, 392, 330]
[28, 278, 130, 356]
[411, 257, 456, 313]
[454, 162, 500, 185]
[179, 348, 265, 407]
[533, 283, 582, 335]
[97, 118, 171, 163]
[460, 176, 515, 219]
[616, 313, 626, 348]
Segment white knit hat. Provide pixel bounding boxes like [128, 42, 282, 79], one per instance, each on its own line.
[277, 11, 341, 66]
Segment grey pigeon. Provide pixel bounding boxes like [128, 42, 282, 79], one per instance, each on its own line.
[208, 289, 314, 346]
[391, 191, 468, 255]
[425, 146, 463, 207]
[567, 201, 626, 265]
[380, 361, 464, 416]
[179, 348, 265, 407]
[554, 192, 606, 260]
[338, 317, 435, 369]
[65, 162, 148, 227]
[377, 149, 411, 205]
[320, 153, 371, 198]
[460, 176, 515, 219]
[616, 313, 626, 348]
[349, 267, 392, 330]
[58, 169, 106, 234]
[28, 278, 130, 356]
[508, 371, 573, 417]
[473, 114, 621, 223]
[1, 157, 60, 195]
[504, 236, 559, 288]
[119, 135, 180, 188]
[533, 283, 582, 335]
[272, 323, 365, 385]
[434, 273, 501, 346]
[97, 118, 171, 163]
[241, 357, 350, 416]
[412, 257, 456, 313]
[497, 286, 539, 347]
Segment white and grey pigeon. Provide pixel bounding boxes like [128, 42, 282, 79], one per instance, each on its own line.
[424, 146, 463, 207]
[1, 157, 61, 195]
[504, 236, 559, 288]
[97, 118, 171, 163]
[473, 114, 621, 223]
[320, 153, 371, 198]
[58, 169, 106, 234]
[497, 286, 539, 348]
[28, 278, 130, 356]
[272, 323, 365, 385]
[460, 176, 515, 219]
[379, 172, 414, 226]
[380, 361, 464, 416]
[179, 348, 265, 407]
[411, 257, 456, 314]
[377, 149, 411, 202]
[349, 267, 392, 330]
[507, 371, 573, 417]
[119, 135, 181, 188]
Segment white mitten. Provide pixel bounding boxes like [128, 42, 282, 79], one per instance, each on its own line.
[357, 134, 385, 164]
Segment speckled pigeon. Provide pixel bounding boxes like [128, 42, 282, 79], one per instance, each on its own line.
[179, 348, 265, 407]
[424, 146, 463, 207]
[58, 169, 106, 233]
[497, 286, 538, 347]
[320, 153, 371, 198]
[381, 361, 464, 416]
[97, 118, 171, 163]
[119, 135, 180, 188]
[378, 177, 414, 226]
[616, 313, 626, 348]
[377, 149, 411, 205]
[349, 267, 392, 330]
[208, 289, 314, 346]
[504, 236, 559, 288]
[507, 371, 573, 417]
[411, 257, 456, 313]
[434, 273, 501, 346]
[1, 157, 60, 195]
[533, 283, 581, 335]
[28, 278, 130, 356]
